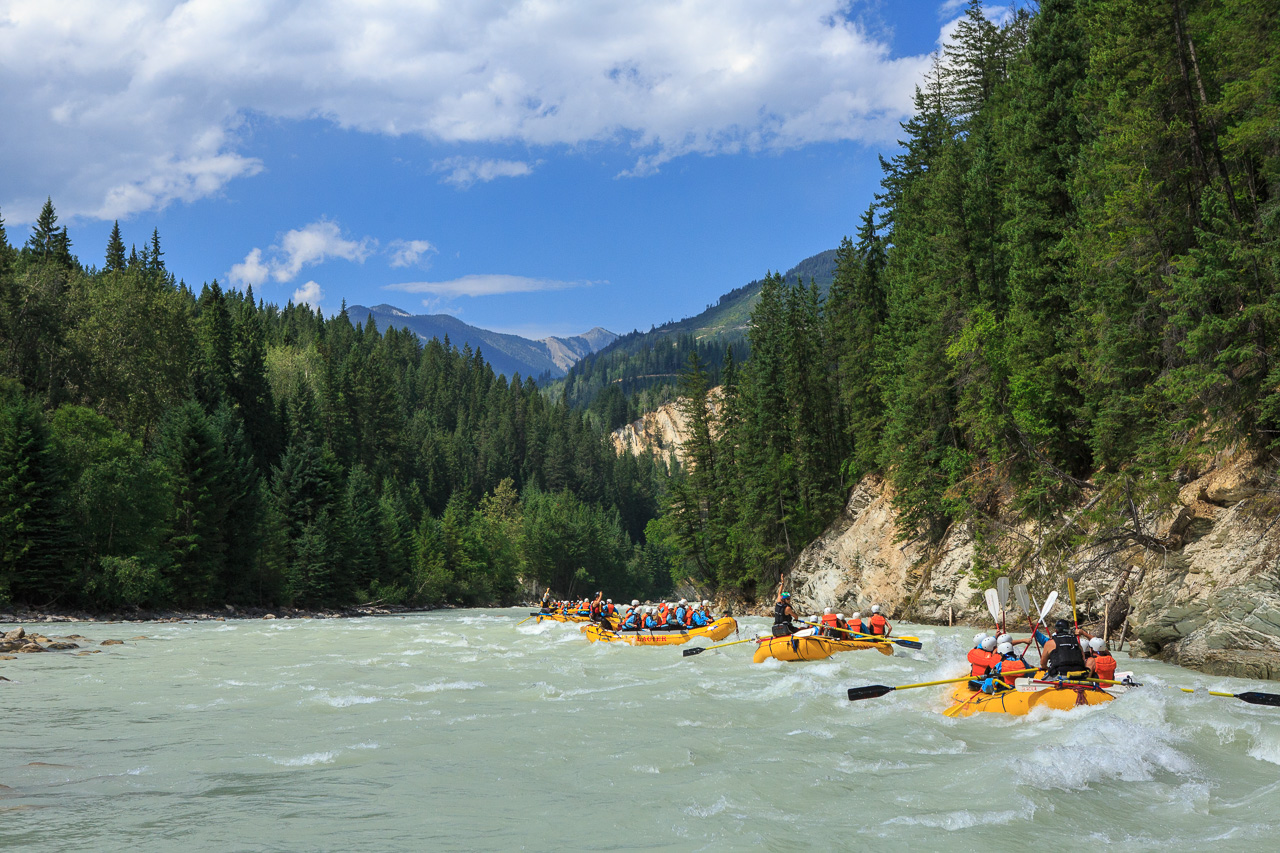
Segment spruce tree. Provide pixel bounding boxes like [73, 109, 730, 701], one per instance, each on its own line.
[105, 221, 126, 273]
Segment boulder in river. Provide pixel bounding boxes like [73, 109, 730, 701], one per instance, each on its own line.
[100, 639, 124, 646]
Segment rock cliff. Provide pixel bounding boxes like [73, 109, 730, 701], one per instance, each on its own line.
[785, 449, 1280, 681]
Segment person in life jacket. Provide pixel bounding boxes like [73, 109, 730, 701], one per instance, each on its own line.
[672, 599, 689, 627]
[834, 613, 849, 639]
[868, 605, 892, 636]
[820, 608, 840, 638]
[772, 592, 799, 637]
[1085, 637, 1117, 682]
[848, 612, 865, 636]
[1041, 619, 1087, 678]
[981, 641, 1029, 693]
[968, 636, 999, 689]
[588, 593, 604, 623]
[682, 602, 696, 627]
[620, 607, 641, 631]
[541, 588, 553, 612]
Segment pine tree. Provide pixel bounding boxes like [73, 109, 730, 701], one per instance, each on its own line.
[0, 391, 71, 603]
[105, 221, 127, 273]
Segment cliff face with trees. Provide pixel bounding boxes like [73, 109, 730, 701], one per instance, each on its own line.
[0, 203, 670, 612]
[657, 0, 1280, 669]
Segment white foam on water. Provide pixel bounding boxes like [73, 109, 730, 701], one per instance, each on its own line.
[1246, 729, 1280, 765]
[785, 728, 835, 740]
[633, 765, 660, 774]
[684, 795, 732, 818]
[270, 751, 337, 767]
[1014, 712, 1197, 789]
[319, 694, 382, 708]
[349, 742, 379, 750]
[411, 680, 484, 694]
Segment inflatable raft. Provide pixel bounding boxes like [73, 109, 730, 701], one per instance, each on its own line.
[944, 673, 1133, 716]
[533, 612, 591, 623]
[581, 617, 737, 646]
[753, 633, 895, 663]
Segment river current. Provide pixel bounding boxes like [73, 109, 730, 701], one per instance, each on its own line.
[3, 610, 1278, 851]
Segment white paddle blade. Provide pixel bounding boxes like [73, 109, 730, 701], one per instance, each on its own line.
[1014, 584, 1031, 615]
[997, 576, 1010, 609]
[984, 589, 1001, 625]
[1037, 590, 1059, 624]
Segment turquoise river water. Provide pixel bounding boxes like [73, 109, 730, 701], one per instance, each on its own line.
[3, 610, 1279, 851]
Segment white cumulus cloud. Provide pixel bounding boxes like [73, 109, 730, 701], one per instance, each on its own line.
[292, 280, 323, 307]
[0, 0, 936, 221]
[388, 274, 596, 298]
[229, 219, 373, 287]
[388, 239, 437, 268]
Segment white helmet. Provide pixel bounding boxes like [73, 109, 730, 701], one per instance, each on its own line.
[997, 642, 1013, 655]
[606, 599, 612, 604]
[871, 604, 881, 613]
[837, 614, 844, 620]
[996, 634, 1011, 645]
[632, 600, 639, 607]
[702, 600, 710, 606]
[824, 607, 832, 615]
[680, 599, 687, 605]
[852, 612, 861, 620]
[974, 632, 988, 646]
[1089, 637, 1106, 652]
[981, 637, 997, 651]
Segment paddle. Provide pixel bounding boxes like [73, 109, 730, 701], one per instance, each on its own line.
[984, 588, 1001, 628]
[1013, 583, 1044, 654]
[795, 619, 924, 650]
[997, 577, 1010, 630]
[847, 669, 1035, 702]
[682, 634, 768, 657]
[1067, 577, 1079, 634]
[1044, 676, 1280, 708]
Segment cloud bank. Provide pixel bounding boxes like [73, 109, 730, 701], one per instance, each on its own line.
[229, 219, 373, 287]
[0, 0, 934, 221]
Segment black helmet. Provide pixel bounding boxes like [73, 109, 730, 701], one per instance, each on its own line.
[1054, 619, 1071, 633]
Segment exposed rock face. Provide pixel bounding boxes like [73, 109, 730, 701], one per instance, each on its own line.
[786, 449, 1280, 681]
[611, 389, 722, 464]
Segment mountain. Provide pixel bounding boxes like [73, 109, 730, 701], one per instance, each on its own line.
[554, 249, 838, 418]
[346, 304, 617, 380]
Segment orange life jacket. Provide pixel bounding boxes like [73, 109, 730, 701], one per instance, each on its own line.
[657, 603, 669, 621]
[869, 613, 889, 635]
[1093, 652, 1117, 682]
[968, 648, 996, 678]
[820, 613, 839, 635]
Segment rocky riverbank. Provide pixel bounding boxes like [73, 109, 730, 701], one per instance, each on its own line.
[784, 447, 1280, 681]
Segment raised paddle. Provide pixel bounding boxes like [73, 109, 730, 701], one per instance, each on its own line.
[847, 669, 1036, 702]
[682, 634, 768, 657]
[997, 577, 1010, 630]
[1067, 577, 1079, 634]
[795, 619, 924, 650]
[984, 588, 1001, 628]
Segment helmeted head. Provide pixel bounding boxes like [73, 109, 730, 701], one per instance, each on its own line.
[837, 614, 844, 621]
[824, 607, 832, 615]
[606, 599, 612, 604]
[680, 599, 687, 605]
[997, 642, 1013, 656]
[632, 600, 639, 607]
[1055, 619, 1072, 633]
[871, 604, 881, 614]
[852, 612, 861, 621]
[781, 592, 791, 600]
[703, 600, 710, 607]
[981, 637, 997, 651]
[996, 634, 1011, 645]
[1089, 637, 1106, 653]
[974, 632, 988, 647]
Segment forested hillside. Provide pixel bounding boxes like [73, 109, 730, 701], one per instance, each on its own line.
[558, 249, 837, 429]
[659, 0, 1280, 599]
[0, 207, 669, 610]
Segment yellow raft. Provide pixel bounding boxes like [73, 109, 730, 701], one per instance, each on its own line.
[944, 674, 1130, 716]
[753, 633, 895, 663]
[581, 617, 737, 646]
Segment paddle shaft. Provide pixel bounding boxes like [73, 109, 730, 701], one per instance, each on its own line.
[1061, 676, 1280, 707]
[682, 635, 765, 656]
[796, 620, 922, 649]
[847, 669, 1036, 701]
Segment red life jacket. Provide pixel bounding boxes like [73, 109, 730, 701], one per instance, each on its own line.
[820, 614, 839, 635]
[869, 614, 889, 635]
[968, 648, 996, 678]
[1093, 652, 1117, 682]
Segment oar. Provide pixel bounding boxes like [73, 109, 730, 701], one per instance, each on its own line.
[997, 577, 1010, 630]
[1067, 577, 1079, 634]
[516, 615, 535, 627]
[796, 620, 923, 650]
[847, 669, 1036, 702]
[682, 635, 767, 657]
[1014, 584, 1043, 654]
[1050, 676, 1280, 708]
[984, 588, 1001, 629]
[1036, 590, 1058, 627]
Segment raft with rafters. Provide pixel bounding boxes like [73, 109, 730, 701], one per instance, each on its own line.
[580, 617, 737, 645]
[752, 633, 895, 663]
[944, 672, 1133, 716]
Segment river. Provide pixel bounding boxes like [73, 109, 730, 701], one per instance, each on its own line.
[3, 610, 1278, 851]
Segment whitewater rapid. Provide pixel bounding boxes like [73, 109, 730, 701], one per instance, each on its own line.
[2, 610, 1278, 851]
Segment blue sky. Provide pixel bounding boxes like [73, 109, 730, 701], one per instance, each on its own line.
[1, 1, 976, 340]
